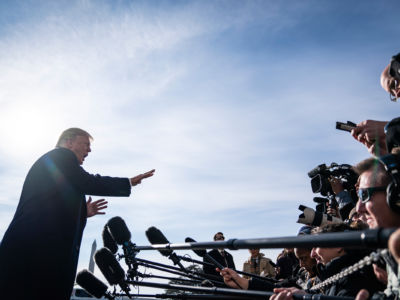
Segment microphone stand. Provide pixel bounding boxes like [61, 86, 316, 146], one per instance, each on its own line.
[137, 272, 203, 284]
[125, 280, 355, 300]
[128, 258, 225, 287]
[118, 242, 225, 286]
[127, 293, 265, 299]
[177, 255, 278, 283]
[129, 228, 396, 251]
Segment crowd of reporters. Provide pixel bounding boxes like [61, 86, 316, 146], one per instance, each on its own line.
[208, 53, 400, 300]
[73, 53, 400, 300]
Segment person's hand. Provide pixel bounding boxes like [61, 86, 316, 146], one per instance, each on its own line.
[270, 291, 294, 300]
[355, 289, 369, 300]
[351, 120, 388, 156]
[218, 268, 249, 290]
[329, 177, 344, 195]
[326, 205, 339, 217]
[130, 169, 156, 186]
[271, 288, 305, 300]
[373, 264, 388, 285]
[86, 197, 108, 218]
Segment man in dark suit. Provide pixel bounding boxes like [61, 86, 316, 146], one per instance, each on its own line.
[203, 232, 236, 281]
[0, 128, 155, 300]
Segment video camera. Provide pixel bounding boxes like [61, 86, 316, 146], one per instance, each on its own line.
[298, 163, 358, 225]
[308, 163, 357, 198]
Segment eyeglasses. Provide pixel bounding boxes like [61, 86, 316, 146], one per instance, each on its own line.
[358, 186, 387, 203]
[215, 236, 225, 241]
[389, 79, 399, 102]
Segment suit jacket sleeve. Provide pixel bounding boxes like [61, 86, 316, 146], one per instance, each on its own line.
[52, 148, 131, 197]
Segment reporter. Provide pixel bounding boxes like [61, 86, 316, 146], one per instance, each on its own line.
[242, 248, 276, 279]
[381, 61, 400, 100]
[328, 177, 355, 220]
[351, 55, 400, 156]
[271, 224, 383, 300]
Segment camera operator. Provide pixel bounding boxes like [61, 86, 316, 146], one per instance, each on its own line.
[306, 163, 358, 224]
[327, 176, 355, 220]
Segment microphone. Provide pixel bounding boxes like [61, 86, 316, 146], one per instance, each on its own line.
[106, 216, 138, 270]
[76, 269, 114, 300]
[107, 216, 131, 245]
[102, 225, 118, 254]
[145, 226, 188, 273]
[94, 248, 132, 298]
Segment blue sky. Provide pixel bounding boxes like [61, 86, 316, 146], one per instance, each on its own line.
[0, 0, 399, 295]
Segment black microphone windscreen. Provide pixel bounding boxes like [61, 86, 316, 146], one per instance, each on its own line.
[185, 237, 206, 257]
[102, 225, 118, 254]
[76, 269, 108, 299]
[145, 226, 172, 257]
[94, 248, 125, 285]
[107, 216, 131, 245]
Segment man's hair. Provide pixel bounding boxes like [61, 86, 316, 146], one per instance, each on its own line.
[56, 128, 93, 147]
[353, 157, 391, 187]
[312, 223, 352, 234]
[213, 232, 224, 240]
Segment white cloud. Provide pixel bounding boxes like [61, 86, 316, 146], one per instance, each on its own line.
[0, 1, 398, 295]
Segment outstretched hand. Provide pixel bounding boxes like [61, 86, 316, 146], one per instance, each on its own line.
[130, 169, 156, 186]
[86, 197, 108, 218]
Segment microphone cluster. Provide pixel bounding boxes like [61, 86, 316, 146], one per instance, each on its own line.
[76, 216, 391, 299]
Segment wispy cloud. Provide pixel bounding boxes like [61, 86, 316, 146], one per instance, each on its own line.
[0, 1, 399, 293]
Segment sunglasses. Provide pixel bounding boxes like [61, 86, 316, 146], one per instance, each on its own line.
[358, 186, 386, 203]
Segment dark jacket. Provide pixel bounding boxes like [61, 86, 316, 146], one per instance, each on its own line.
[312, 252, 385, 297]
[0, 148, 131, 300]
[249, 251, 384, 296]
[276, 251, 299, 280]
[203, 249, 235, 281]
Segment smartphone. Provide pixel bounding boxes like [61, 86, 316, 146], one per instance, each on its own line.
[336, 121, 356, 132]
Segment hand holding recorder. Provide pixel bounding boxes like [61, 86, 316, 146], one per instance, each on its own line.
[336, 120, 388, 156]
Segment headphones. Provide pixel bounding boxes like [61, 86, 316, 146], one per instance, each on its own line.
[389, 53, 400, 81]
[385, 117, 400, 153]
[378, 154, 400, 214]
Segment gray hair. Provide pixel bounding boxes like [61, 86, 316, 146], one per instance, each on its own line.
[56, 128, 93, 147]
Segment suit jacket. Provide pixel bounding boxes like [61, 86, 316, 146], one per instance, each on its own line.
[0, 148, 131, 300]
[203, 249, 235, 281]
[243, 253, 276, 279]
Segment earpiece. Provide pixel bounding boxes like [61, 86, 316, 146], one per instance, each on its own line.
[379, 154, 400, 214]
